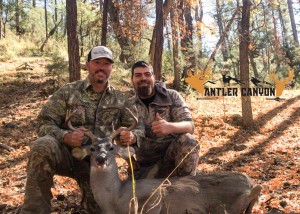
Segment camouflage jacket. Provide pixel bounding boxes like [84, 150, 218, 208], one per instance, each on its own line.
[133, 82, 194, 161]
[37, 77, 144, 145]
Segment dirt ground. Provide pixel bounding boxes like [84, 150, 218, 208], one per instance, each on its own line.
[0, 58, 299, 213]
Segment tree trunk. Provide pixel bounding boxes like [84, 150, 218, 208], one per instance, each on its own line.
[107, 1, 133, 64]
[216, 0, 229, 61]
[240, 0, 254, 129]
[153, 0, 164, 81]
[170, 4, 180, 90]
[195, 0, 203, 59]
[40, 20, 62, 52]
[0, 0, 2, 39]
[181, 2, 196, 78]
[44, 0, 48, 38]
[15, 0, 20, 34]
[277, 5, 288, 47]
[32, 0, 36, 7]
[249, 53, 259, 78]
[101, 0, 108, 46]
[287, 0, 299, 46]
[66, 0, 80, 82]
[204, 7, 239, 71]
[149, 0, 176, 65]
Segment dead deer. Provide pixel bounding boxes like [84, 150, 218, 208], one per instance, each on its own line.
[90, 141, 262, 214]
[83, 110, 262, 214]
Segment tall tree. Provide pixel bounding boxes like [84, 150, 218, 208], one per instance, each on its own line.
[101, 0, 108, 46]
[240, 0, 254, 128]
[170, 4, 180, 90]
[44, 0, 48, 38]
[216, 0, 229, 61]
[149, 0, 176, 65]
[15, 0, 20, 34]
[0, 0, 2, 39]
[66, 0, 80, 82]
[195, 0, 203, 59]
[287, 0, 299, 46]
[153, 0, 164, 81]
[180, 1, 196, 78]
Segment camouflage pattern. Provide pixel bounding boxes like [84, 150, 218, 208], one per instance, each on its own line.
[37, 78, 143, 143]
[21, 78, 144, 214]
[133, 83, 200, 178]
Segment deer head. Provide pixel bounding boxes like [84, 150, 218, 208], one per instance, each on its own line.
[269, 69, 294, 97]
[65, 107, 138, 160]
[185, 68, 213, 95]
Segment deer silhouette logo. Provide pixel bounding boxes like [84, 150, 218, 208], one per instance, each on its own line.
[185, 69, 215, 96]
[269, 69, 294, 98]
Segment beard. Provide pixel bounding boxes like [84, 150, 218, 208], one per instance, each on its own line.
[137, 86, 152, 97]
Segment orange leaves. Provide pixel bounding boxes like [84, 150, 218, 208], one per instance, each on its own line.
[248, 43, 254, 50]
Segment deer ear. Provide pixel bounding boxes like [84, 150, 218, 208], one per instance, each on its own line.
[114, 145, 136, 159]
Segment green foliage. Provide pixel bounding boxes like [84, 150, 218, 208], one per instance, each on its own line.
[0, 31, 37, 61]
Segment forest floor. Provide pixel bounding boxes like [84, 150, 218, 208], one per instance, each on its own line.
[0, 57, 299, 214]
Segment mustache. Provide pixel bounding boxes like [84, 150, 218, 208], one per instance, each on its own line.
[137, 80, 150, 84]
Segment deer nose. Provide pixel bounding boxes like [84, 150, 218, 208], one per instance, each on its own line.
[96, 153, 107, 165]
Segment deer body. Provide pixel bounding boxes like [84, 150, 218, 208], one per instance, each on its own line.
[90, 143, 262, 214]
[66, 107, 261, 213]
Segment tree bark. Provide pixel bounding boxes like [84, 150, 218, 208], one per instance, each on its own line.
[66, 0, 80, 82]
[0, 0, 2, 39]
[149, 0, 176, 65]
[44, 0, 48, 38]
[287, 0, 299, 46]
[101, 0, 108, 46]
[181, 1, 196, 78]
[216, 0, 229, 61]
[195, 0, 203, 59]
[107, 1, 133, 64]
[153, 0, 164, 81]
[277, 5, 288, 47]
[170, 4, 180, 90]
[240, 0, 254, 129]
[15, 0, 20, 34]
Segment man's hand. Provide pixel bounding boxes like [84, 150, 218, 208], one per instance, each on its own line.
[151, 113, 172, 137]
[63, 127, 88, 147]
[119, 130, 136, 146]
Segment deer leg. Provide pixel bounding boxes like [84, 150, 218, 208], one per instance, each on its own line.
[245, 185, 262, 214]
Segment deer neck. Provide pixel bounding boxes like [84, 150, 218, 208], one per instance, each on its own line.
[90, 157, 123, 214]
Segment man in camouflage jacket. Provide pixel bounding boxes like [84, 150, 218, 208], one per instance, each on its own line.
[125, 61, 200, 179]
[21, 46, 143, 214]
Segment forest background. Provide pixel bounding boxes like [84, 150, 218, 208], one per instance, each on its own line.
[0, 0, 299, 213]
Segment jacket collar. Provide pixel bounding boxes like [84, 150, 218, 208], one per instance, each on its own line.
[136, 82, 172, 106]
[83, 77, 113, 94]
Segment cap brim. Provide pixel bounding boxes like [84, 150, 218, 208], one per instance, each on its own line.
[90, 57, 114, 63]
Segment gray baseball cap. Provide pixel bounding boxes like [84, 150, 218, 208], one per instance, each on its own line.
[87, 46, 114, 63]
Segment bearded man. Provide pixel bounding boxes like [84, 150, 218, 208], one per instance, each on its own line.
[123, 60, 200, 179]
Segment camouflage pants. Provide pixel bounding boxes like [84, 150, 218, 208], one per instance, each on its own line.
[20, 135, 101, 214]
[134, 133, 200, 179]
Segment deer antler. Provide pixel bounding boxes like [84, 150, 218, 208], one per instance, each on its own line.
[109, 107, 138, 142]
[65, 109, 96, 142]
[65, 107, 138, 159]
[284, 69, 294, 83]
